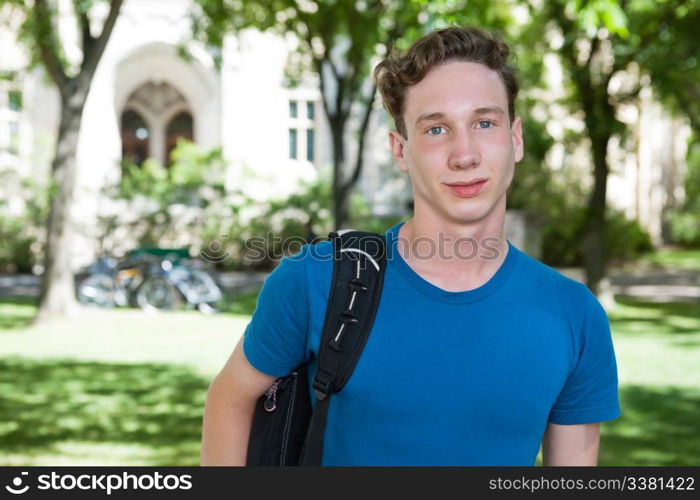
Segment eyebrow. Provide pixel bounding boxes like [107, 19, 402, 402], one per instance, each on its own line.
[414, 106, 506, 127]
[474, 106, 506, 117]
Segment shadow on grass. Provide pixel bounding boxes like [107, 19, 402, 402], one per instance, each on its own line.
[0, 296, 37, 331]
[610, 297, 700, 336]
[2, 357, 699, 466]
[0, 357, 210, 465]
[599, 385, 700, 466]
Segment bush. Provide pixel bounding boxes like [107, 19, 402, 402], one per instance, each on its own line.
[95, 141, 232, 258]
[0, 169, 47, 273]
[541, 206, 653, 267]
[665, 210, 700, 246]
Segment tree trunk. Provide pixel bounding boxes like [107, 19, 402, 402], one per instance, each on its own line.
[329, 115, 351, 228]
[36, 92, 86, 321]
[581, 131, 609, 296]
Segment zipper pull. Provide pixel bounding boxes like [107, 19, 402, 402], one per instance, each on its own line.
[263, 379, 280, 412]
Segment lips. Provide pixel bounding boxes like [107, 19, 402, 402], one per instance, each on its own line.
[444, 178, 488, 197]
[446, 178, 489, 186]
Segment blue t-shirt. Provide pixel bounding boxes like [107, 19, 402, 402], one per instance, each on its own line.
[243, 222, 621, 465]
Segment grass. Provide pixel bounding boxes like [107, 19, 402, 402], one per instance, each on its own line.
[638, 248, 700, 271]
[0, 296, 36, 330]
[0, 293, 699, 466]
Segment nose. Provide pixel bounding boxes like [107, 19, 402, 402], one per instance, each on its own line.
[448, 131, 480, 169]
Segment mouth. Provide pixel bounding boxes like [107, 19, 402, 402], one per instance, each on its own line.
[444, 178, 489, 197]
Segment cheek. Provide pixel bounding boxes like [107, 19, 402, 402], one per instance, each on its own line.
[480, 132, 514, 159]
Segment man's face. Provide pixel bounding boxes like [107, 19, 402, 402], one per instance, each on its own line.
[389, 61, 523, 227]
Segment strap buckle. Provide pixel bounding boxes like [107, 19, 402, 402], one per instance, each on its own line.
[313, 371, 334, 400]
[340, 310, 359, 325]
[347, 278, 368, 293]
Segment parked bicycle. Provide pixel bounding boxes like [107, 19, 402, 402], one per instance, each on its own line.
[135, 254, 224, 314]
[76, 247, 224, 313]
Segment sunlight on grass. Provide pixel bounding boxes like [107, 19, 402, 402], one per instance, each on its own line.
[0, 441, 200, 466]
[640, 249, 700, 271]
[0, 308, 249, 377]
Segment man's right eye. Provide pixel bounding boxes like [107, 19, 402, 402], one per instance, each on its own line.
[427, 126, 444, 136]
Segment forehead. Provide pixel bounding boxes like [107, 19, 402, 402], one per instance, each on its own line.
[403, 61, 508, 122]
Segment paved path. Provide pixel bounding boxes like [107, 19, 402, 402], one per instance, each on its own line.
[0, 271, 270, 298]
[2, 268, 699, 303]
[557, 268, 700, 303]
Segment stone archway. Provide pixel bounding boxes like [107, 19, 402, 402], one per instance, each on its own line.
[120, 81, 193, 166]
[114, 42, 220, 160]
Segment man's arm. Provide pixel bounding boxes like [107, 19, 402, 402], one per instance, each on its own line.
[200, 338, 276, 465]
[541, 422, 600, 466]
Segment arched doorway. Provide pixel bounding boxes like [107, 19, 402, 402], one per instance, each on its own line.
[119, 82, 192, 167]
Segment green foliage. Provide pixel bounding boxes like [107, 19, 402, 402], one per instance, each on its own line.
[627, 1, 700, 133]
[204, 174, 406, 271]
[507, 99, 557, 215]
[541, 206, 653, 266]
[96, 141, 230, 256]
[605, 208, 654, 262]
[665, 138, 700, 246]
[0, 169, 48, 273]
[666, 210, 700, 247]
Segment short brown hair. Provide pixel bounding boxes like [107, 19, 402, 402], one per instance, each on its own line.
[374, 26, 519, 138]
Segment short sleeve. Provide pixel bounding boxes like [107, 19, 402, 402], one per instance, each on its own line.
[548, 290, 621, 425]
[242, 250, 310, 377]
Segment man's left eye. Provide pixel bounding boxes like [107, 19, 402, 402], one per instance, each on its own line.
[476, 120, 494, 129]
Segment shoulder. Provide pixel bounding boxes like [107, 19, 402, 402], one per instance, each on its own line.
[512, 246, 606, 323]
[262, 241, 334, 292]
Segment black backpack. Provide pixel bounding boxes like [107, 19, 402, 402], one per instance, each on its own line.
[246, 230, 387, 466]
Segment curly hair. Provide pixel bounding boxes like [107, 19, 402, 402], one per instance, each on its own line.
[374, 26, 519, 138]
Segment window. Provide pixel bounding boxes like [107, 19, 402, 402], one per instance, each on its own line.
[8, 121, 19, 154]
[289, 99, 316, 163]
[306, 128, 314, 162]
[121, 110, 150, 166]
[289, 128, 298, 159]
[8, 90, 22, 112]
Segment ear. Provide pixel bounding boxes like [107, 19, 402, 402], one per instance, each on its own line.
[389, 130, 409, 173]
[511, 116, 524, 163]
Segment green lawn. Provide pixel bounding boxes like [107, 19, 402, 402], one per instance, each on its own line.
[1, 294, 699, 466]
[638, 248, 700, 271]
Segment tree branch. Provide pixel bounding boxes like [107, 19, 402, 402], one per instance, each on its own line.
[75, 5, 95, 70]
[33, 0, 68, 91]
[345, 82, 377, 192]
[79, 0, 124, 83]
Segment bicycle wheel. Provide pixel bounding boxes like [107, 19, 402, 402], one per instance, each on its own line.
[77, 274, 118, 308]
[136, 276, 179, 312]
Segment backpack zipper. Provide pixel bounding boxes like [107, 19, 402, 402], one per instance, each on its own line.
[279, 372, 298, 466]
[263, 379, 281, 412]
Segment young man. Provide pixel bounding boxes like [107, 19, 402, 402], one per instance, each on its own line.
[201, 27, 620, 466]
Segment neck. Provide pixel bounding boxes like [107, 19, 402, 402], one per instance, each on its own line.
[396, 200, 509, 290]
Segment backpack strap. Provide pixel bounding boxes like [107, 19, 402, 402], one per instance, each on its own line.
[299, 230, 387, 465]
